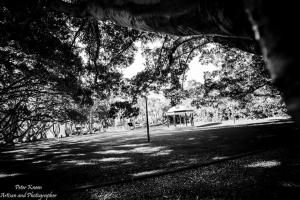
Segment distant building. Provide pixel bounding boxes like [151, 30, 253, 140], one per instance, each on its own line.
[165, 105, 194, 126]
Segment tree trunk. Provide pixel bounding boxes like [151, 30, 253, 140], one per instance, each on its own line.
[245, 1, 300, 125]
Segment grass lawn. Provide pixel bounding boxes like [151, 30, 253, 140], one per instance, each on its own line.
[0, 118, 299, 199]
[64, 148, 300, 200]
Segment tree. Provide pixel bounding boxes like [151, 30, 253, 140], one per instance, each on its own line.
[108, 101, 139, 120]
[129, 35, 207, 105]
[0, 3, 94, 144]
[0, 1, 148, 144]
[134, 97, 170, 125]
[1, 0, 298, 144]
[189, 46, 286, 120]
[41, 0, 300, 125]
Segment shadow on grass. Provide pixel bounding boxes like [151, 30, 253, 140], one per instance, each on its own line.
[62, 147, 300, 200]
[0, 119, 298, 194]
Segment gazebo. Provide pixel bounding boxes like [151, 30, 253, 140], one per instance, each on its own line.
[165, 105, 194, 127]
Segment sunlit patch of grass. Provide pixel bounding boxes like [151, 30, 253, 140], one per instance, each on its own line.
[94, 150, 128, 155]
[130, 146, 165, 154]
[0, 173, 24, 178]
[96, 157, 130, 162]
[2, 149, 29, 153]
[131, 169, 165, 177]
[212, 156, 229, 160]
[95, 146, 171, 156]
[32, 160, 48, 164]
[244, 160, 281, 168]
[55, 154, 72, 158]
[116, 144, 148, 148]
[280, 181, 300, 188]
[91, 191, 120, 200]
[62, 160, 95, 165]
[122, 161, 135, 166]
[187, 138, 195, 141]
[150, 150, 173, 156]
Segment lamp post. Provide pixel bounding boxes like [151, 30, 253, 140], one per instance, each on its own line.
[144, 96, 150, 142]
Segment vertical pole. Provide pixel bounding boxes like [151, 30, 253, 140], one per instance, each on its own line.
[233, 111, 236, 124]
[179, 115, 181, 126]
[191, 113, 194, 126]
[145, 96, 150, 142]
[185, 113, 187, 126]
[173, 114, 176, 127]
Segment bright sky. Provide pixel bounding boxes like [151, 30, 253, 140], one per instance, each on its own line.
[122, 42, 219, 84]
[185, 55, 219, 83]
[122, 44, 145, 78]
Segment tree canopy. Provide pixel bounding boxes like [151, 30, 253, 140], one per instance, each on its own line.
[188, 46, 285, 119]
[0, 0, 285, 145]
[0, 1, 144, 144]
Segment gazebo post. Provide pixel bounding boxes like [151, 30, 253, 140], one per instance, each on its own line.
[173, 114, 176, 127]
[179, 114, 181, 126]
[191, 113, 194, 126]
[185, 113, 187, 126]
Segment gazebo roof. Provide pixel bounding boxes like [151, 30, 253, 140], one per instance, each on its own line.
[165, 105, 194, 116]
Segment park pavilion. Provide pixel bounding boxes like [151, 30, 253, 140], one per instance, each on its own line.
[165, 105, 194, 126]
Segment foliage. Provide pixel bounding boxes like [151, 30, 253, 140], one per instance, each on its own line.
[65, 109, 88, 124]
[108, 101, 139, 119]
[134, 96, 170, 125]
[0, 2, 91, 144]
[0, 0, 287, 145]
[188, 46, 286, 120]
[73, 19, 144, 98]
[130, 35, 209, 105]
[0, 1, 146, 144]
